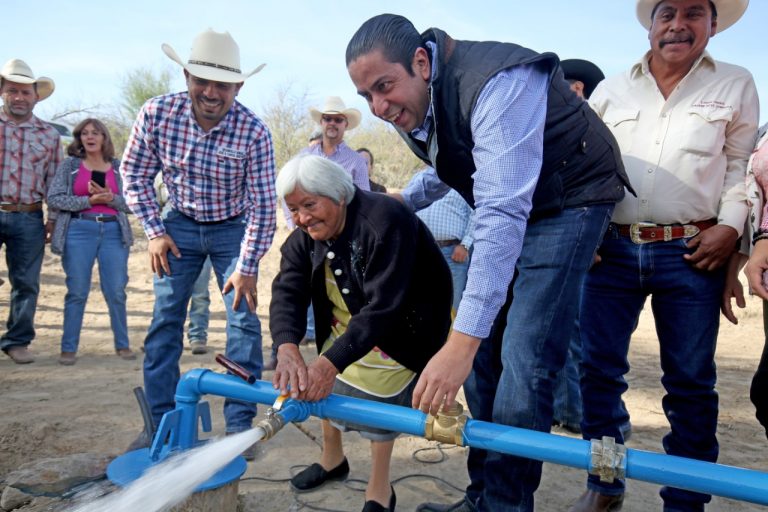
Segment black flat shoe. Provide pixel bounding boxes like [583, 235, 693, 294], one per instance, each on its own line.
[290, 457, 350, 492]
[362, 485, 396, 511]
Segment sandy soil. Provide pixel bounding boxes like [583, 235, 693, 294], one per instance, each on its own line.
[0, 215, 766, 511]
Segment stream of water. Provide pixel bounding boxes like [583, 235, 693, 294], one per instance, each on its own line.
[70, 427, 265, 512]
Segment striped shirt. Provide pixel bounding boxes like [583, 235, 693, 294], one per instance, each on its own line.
[121, 92, 276, 275]
[300, 141, 371, 191]
[0, 111, 61, 208]
[412, 169, 475, 248]
[402, 42, 548, 339]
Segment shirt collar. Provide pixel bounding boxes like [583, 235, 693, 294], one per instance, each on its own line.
[632, 49, 716, 80]
[410, 40, 439, 142]
[0, 109, 41, 128]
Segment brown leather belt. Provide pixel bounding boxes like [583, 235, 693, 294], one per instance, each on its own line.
[0, 202, 42, 212]
[436, 238, 460, 248]
[615, 219, 717, 244]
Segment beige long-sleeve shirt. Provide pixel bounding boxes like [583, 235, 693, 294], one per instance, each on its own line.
[589, 50, 759, 235]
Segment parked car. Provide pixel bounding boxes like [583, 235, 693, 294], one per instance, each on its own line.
[46, 121, 74, 149]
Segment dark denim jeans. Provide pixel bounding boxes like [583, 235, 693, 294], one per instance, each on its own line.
[0, 210, 45, 351]
[143, 210, 263, 432]
[553, 323, 583, 430]
[462, 204, 613, 512]
[187, 256, 212, 343]
[580, 224, 722, 511]
[61, 218, 129, 352]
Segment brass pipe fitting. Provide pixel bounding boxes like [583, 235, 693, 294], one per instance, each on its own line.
[424, 402, 468, 446]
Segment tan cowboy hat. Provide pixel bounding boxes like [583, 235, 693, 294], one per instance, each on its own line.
[310, 96, 362, 130]
[636, 0, 748, 33]
[162, 28, 265, 83]
[0, 59, 54, 101]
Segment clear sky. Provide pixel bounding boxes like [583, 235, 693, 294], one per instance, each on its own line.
[5, 0, 766, 125]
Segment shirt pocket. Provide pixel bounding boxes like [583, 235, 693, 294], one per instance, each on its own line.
[602, 108, 639, 154]
[681, 106, 732, 157]
[214, 146, 247, 188]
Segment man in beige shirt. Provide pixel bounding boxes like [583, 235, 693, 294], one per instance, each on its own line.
[569, 1, 758, 511]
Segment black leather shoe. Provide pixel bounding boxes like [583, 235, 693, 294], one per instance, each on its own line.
[416, 497, 476, 511]
[290, 458, 350, 492]
[568, 490, 624, 512]
[362, 485, 396, 511]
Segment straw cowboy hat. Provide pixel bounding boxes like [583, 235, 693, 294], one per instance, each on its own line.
[636, 0, 748, 33]
[162, 28, 265, 83]
[310, 96, 362, 130]
[0, 59, 54, 101]
[560, 59, 605, 99]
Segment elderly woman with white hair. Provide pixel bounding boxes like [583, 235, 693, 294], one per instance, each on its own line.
[270, 155, 452, 512]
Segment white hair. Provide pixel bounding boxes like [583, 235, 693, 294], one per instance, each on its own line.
[276, 155, 355, 204]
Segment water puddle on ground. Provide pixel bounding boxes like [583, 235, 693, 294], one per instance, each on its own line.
[70, 428, 264, 512]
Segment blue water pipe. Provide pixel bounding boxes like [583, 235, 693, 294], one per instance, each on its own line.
[108, 369, 768, 506]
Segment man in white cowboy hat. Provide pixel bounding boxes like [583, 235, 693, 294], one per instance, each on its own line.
[0, 58, 60, 365]
[303, 96, 370, 191]
[120, 28, 276, 459]
[570, 1, 758, 510]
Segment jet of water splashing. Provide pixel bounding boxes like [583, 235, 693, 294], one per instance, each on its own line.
[70, 427, 265, 512]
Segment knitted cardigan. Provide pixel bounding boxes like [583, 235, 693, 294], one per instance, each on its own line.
[47, 157, 133, 255]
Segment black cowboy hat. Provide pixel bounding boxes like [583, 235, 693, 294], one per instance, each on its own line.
[560, 59, 605, 99]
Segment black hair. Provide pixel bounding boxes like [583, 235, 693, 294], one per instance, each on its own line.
[356, 147, 374, 167]
[345, 14, 425, 76]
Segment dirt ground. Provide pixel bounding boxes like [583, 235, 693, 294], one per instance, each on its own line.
[1, 216, 766, 511]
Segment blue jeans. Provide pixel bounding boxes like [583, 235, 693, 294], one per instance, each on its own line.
[187, 257, 212, 343]
[143, 210, 263, 432]
[462, 204, 613, 511]
[0, 210, 45, 351]
[552, 323, 583, 430]
[441, 245, 470, 312]
[580, 225, 722, 511]
[61, 219, 129, 352]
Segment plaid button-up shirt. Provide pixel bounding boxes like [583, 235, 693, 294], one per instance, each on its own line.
[121, 92, 276, 275]
[0, 111, 61, 211]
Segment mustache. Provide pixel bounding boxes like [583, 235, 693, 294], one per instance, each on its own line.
[660, 36, 693, 47]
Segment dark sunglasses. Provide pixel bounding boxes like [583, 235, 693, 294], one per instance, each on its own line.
[322, 115, 346, 124]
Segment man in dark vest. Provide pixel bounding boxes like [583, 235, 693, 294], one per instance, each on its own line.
[345, 14, 631, 512]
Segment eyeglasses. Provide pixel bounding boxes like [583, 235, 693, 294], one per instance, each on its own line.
[322, 115, 346, 124]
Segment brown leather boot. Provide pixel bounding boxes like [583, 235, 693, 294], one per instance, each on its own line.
[568, 490, 624, 511]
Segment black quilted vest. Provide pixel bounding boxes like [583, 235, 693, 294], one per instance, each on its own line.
[399, 28, 630, 220]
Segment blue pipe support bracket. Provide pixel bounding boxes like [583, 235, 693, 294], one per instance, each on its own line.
[109, 370, 768, 506]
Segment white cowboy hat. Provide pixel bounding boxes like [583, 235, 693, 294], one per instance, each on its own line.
[636, 0, 748, 33]
[162, 28, 265, 83]
[310, 96, 362, 130]
[0, 59, 54, 101]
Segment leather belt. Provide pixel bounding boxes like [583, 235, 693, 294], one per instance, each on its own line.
[0, 202, 42, 212]
[72, 212, 118, 222]
[615, 219, 717, 244]
[436, 239, 461, 248]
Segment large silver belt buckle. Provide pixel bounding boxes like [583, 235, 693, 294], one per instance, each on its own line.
[629, 222, 656, 244]
[682, 224, 701, 238]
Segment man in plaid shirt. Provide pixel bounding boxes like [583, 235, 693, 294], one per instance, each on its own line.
[0, 59, 60, 365]
[121, 29, 276, 457]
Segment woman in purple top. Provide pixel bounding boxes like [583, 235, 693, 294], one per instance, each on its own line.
[47, 118, 134, 365]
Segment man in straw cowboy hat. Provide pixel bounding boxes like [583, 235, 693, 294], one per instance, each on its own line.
[304, 96, 370, 191]
[121, 28, 276, 459]
[570, 1, 757, 510]
[0, 59, 60, 365]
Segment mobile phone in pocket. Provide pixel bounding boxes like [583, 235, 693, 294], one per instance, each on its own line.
[91, 171, 106, 188]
